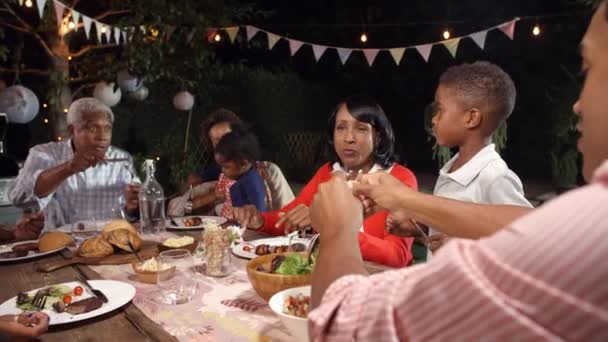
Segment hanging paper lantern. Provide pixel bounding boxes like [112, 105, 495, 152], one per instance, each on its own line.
[0, 85, 40, 124]
[116, 69, 142, 92]
[129, 85, 149, 101]
[173, 91, 194, 111]
[93, 81, 121, 107]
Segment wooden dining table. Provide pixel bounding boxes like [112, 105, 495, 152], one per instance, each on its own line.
[0, 228, 392, 341]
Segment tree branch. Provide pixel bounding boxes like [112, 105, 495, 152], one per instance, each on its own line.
[95, 10, 131, 21]
[1, 1, 55, 58]
[0, 67, 51, 76]
[71, 83, 94, 100]
[0, 21, 29, 34]
[71, 43, 118, 58]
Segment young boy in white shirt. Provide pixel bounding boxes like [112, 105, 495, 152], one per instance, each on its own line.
[388, 61, 532, 257]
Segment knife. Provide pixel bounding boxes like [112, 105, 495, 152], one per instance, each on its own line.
[76, 274, 109, 303]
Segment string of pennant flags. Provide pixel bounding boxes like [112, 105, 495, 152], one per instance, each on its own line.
[27, 0, 519, 66]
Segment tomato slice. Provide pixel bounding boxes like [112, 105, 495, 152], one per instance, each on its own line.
[63, 295, 72, 304]
[74, 286, 83, 296]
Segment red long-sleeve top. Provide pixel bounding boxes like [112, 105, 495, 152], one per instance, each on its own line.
[259, 162, 418, 267]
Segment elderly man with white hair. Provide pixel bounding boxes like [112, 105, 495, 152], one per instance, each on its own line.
[11, 97, 140, 229]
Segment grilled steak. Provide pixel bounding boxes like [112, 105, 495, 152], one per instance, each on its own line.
[64, 297, 104, 315]
[0, 250, 28, 259]
[12, 242, 39, 252]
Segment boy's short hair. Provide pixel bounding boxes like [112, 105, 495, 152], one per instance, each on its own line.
[439, 61, 516, 135]
[214, 123, 260, 164]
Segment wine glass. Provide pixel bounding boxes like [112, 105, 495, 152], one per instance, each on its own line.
[71, 217, 99, 247]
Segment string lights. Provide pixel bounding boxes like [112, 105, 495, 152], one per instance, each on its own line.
[214, 33, 221, 42]
[360, 33, 368, 43]
[532, 24, 541, 36]
[24, 0, 33, 7]
[443, 30, 451, 40]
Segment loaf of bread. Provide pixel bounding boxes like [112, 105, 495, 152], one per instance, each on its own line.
[38, 232, 74, 252]
[78, 237, 114, 258]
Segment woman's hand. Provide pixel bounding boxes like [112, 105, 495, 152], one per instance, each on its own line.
[276, 204, 311, 234]
[231, 205, 264, 229]
[352, 172, 415, 217]
[0, 312, 50, 338]
[385, 214, 426, 238]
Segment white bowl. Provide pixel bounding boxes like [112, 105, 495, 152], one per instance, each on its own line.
[268, 285, 311, 342]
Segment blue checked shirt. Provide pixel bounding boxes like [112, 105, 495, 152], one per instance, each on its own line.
[10, 139, 140, 229]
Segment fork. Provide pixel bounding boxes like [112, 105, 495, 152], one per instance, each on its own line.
[31, 291, 47, 311]
[76, 275, 108, 303]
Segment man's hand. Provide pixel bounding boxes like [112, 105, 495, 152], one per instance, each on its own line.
[385, 214, 422, 237]
[231, 205, 264, 229]
[68, 149, 105, 174]
[352, 173, 415, 219]
[276, 204, 311, 234]
[125, 184, 141, 214]
[0, 312, 50, 338]
[13, 212, 44, 241]
[310, 173, 363, 241]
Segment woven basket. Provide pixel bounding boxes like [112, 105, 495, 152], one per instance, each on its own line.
[246, 252, 312, 301]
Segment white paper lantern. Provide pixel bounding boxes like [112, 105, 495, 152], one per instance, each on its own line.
[173, 91, 194, 111]
[0, 85, 40, 124]
[116, 69, 142, 92]
[129, 85, 149, 101]
[93, 81, 121, 107]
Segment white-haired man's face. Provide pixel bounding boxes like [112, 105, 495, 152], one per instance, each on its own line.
[68, 111, 113, 154]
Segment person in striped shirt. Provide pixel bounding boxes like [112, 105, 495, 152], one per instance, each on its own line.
[307, 2, 608, 340]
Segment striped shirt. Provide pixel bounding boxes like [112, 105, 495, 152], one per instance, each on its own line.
[309, 160, 608, 341]
[10, 139, 139, 229]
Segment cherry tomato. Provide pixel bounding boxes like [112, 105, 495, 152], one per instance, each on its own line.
[63, 295, 72, 304]
[243, 246, 252, 252]
[74, 286, 83, 296]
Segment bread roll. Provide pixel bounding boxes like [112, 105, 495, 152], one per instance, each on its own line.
[38, 232, 74, 252]
[101, 219, 138, 236]
[78, 237, 114, 258]
[104, 229, 143, 252]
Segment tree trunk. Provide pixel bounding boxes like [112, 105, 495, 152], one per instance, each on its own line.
[48, 36, 71, 139]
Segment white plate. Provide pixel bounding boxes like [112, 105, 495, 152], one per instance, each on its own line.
[231, 236, 310, 259]
[167, 216, 227, 230]
[0, 280, 135, 325]
[0, 240, 64, 263]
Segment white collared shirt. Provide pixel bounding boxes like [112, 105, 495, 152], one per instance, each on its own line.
[429, 144, 532, 237]
[10, 139, 140, 229]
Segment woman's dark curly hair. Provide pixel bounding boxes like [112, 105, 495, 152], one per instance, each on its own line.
[199, 108, 242, 146]
[214, 123, 261, 164]
[327, 96, 396, 169]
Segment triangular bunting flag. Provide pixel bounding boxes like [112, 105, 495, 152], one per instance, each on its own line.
[499, 20, 516, 40]
[312, 45, 327, 62]
[225, 26, 239, 43]
[82, 15, 92, 39]
[53, 1, 64, 28]
[442, 38, 461, 58]
[470, 31, 487, 50]
[246, 26, 259, 41]
[35, 0, 47, 18]
[415, 44, 433, 62]
[114, 27, 121, 44]
[288, 39, 304, 56]
[104, 24, 112, 43]
[267, 32, 280, 49]
[18, 0, 24, 6]
[389, 48, 405, 65]
[363, 49, 380, 66]
[165, 26, 176, 42]
[337, 48, 352, 65]
[122, 30, 127, 44]
[94, 20, 103, 42]
[71, 9, 80, 27]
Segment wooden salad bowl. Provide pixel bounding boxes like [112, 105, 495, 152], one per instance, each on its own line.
[246, 252, 312, 302]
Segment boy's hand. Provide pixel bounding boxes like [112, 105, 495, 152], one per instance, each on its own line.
[385, 214, 424, 237]
[427, 234, 450, 253]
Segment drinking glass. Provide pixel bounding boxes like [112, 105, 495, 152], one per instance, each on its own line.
[158, 249, 197, 305]
[71, 218, 99, 247]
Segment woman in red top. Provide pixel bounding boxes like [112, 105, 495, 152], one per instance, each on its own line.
[232, 96, 418, 267]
